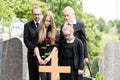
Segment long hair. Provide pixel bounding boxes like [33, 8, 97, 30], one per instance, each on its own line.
[38, 11, 57, 45]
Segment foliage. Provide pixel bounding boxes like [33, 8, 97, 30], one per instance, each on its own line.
[0, 0, 49, 35]
[40, 0, 83, 28]
[107, 19, 120, 33]
[96, 17, 108, 33]
[108, 20, 115, 27]
[14, 0, 48, 21]
[0, 1, 15, 26]
[95, 73, 104, 80]
[115, 20, 120, 33]
[82, 13, 102, 59]
[82, 13, 97, 29]
[40, 0, 102, 59]
[41, 38, 51, 59]
[86, 28, 102, 59]
[91, 56, 99, 77]
[0, 0, 103, 60]
[0, 1, 16, 36]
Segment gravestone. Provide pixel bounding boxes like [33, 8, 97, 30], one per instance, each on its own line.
[0, 38, 2, 80]
[1, 38, 23, 80]
[39, 51, 71, 80]
[20, 38, 28, 80]
[98, 42, 120, 80]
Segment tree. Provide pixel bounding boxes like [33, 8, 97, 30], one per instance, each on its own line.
[108, 19, 120, 33]
[0, 0, 102, 59]
[82, 13, 102, 59]
[40, 0, 102, 59]
[14, 1, 48, 21]
[115, 20, 120, 33]
[40, 0, 83, 29]
[0, 0, 49, 37]
[96, 17, 108, 33]
[0, 1, 16, 36]
[108, 20, 115, 27]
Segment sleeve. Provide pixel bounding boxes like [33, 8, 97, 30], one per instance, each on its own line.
[77, 39, 84, 70]
[58, 40, 64, 66]
[54, 30, 60, 48]
[33, 30, 39, 47]
[23, 23, 36, 51]
[59, 24, 64, 42]
[79, 22, 88, 58]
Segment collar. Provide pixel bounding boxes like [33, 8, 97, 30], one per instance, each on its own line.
[65, 18, 77, 25]
[34, 20, 41, 24]
[73, 18, 77, 24]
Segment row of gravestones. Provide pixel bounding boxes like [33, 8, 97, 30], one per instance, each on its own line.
[0, 38, 28, 80]
[0, 37, 120, 80]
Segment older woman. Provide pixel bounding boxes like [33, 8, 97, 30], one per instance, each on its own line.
[60, 6, 88, 64]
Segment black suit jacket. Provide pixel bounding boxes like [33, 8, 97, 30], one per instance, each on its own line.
[23, 20, 38, 61]
[60, 20, 88, 58]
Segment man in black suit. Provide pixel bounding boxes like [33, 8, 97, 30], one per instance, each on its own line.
[60, 6, 88, 64]
[23, 6, 42, 80]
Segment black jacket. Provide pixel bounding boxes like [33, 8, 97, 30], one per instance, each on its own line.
[60, 20, 88, 58]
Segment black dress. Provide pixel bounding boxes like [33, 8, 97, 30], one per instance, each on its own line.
[37, 35, 52, 80]
[58, 37, 84, 80]
[34, 28, 59, 80]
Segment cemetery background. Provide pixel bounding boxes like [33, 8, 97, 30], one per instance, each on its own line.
[0, 0, 120, 80]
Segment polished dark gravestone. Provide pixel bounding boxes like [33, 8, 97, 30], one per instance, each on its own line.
[1, 38, 23, 80]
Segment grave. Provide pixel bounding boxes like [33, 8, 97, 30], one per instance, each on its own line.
[98, 42, 120, 80]
[1, 38, 23, 80]
[39, 51, 71, 80]
[0, 37, 28, 80]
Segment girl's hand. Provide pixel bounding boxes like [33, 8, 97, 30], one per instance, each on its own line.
[38, 58, 45, 65]
[78, 69, 84, 75]
[44, 55, 51, 64]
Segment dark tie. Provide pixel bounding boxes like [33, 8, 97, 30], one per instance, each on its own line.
[36, 23, 39, 27]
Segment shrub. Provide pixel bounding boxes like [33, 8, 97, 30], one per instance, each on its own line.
[91, 56, 99, 77]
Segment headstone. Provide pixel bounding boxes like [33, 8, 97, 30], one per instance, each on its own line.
[1, 38, 23, 80]
[0, 38, 2, 80]
[39, 51, 71, 80]
[20, 38, 28, 80]
[98, 42, 120, 80]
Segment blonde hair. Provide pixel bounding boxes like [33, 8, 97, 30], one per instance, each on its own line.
[62, 24, 74, 34]
[63, 6, 75, 18]
[38, 11, 57, 45]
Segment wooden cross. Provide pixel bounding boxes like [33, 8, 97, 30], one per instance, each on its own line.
[39, 51, 71, 80]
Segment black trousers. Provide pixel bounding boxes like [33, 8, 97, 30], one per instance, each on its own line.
[28, 56, 39, 80]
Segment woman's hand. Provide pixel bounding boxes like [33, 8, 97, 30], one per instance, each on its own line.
[78, 69, 84, 75]
[84, 58, 89, 64]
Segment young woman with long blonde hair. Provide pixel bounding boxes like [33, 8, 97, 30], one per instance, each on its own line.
[34, 11, 58, 80]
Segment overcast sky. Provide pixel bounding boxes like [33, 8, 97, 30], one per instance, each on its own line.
[83, 0, 120, 22]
